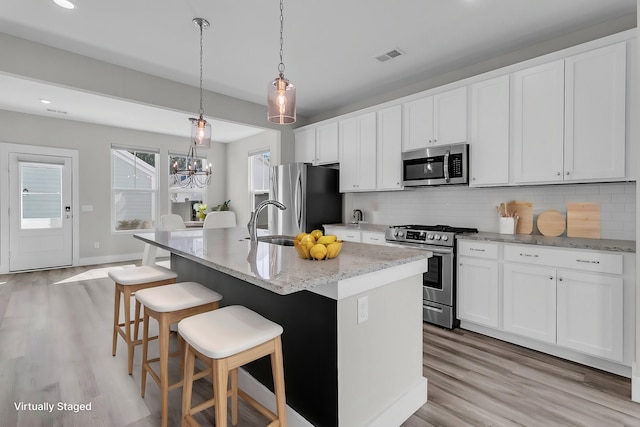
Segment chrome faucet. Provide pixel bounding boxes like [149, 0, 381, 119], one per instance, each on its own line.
[247, 199, 286, 242]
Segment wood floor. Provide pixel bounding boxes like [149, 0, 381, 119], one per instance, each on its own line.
[1, 263, 639, 426]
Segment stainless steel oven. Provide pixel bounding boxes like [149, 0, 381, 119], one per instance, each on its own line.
[385, 224, 477, 329]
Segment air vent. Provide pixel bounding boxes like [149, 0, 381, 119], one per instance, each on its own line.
[46, 108, 68, 115]
[375, 48, 404, 63]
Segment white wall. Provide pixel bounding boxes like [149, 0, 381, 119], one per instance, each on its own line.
[225, 130, 281, 227]
[346, 183, 636, 240]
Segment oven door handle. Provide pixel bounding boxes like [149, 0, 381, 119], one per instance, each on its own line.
[424, 246, 454, 255]
[385, 242, 454, 255]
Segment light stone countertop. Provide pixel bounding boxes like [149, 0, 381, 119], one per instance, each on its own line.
[134, 227, 429, 295]
[457, 231, 636, 253]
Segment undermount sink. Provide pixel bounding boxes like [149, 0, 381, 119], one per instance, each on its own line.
[256, 235, 296, 246]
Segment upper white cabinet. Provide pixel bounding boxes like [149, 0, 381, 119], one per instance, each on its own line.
[469, 75, 510, 186]
[512, 59, 566, 183]
[294, 122, 339, 165]
[564, 42, 626, 181]
[315, 122, 340, 165]
[512, 42, 627, 184]
[376, 105, 403, 191]
[339, 112, 377, 192]
[402, 86, 467, 151]
[294, 128, 316, 164]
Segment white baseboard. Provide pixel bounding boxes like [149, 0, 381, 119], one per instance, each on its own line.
[78, 253, 142, 267]
[368, 377, 428, 427]
[237, 368, 313, 427]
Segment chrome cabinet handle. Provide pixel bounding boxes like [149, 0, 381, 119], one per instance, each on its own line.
[576, 259, 600, 264]
[470, 248, 485, 252]
[519, 253, 539, 258]
[557, 172, 561, 176]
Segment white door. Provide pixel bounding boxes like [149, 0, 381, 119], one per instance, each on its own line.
[503, 263, 557, 343]
[556, 269, 623, 361]
[377, 104, 403, 190]
[9, 153, 73, 271]
[512, 59, 565, 183]
[457, 256, 499, 328]
[433, 86, 467, 146]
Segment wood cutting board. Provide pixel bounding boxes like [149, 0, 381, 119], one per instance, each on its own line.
[506, 201, 533, 234]
[567, 203, 601, 238]
[537, 210, 566, 237]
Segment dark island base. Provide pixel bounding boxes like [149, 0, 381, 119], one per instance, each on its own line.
[172, 253, 338, 427]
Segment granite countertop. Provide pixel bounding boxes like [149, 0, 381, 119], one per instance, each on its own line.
[457, 231, 636, 253]
[324, 223, 390, 233]
[134, 227, 428, 295]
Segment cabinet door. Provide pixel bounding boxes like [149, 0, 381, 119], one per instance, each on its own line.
[564, 42, 626, 181]
[402, 96, 433, 151]
[470, 75, 510, 186]
[361, 231, 385, 245]
[335, 229, 361, 243]
[316, 122, 339, 165]
[433, 86, 467, 146]
[339, 118, 359, 191]
[513, 60, 565, 183]
[377, 105, 403, 190]
[294, 128, 316, 163]
[556, 269, 623, 362]
[457, 257, 499, 328]
[503, 263, 556, 343]
[357, 112, 378, 191]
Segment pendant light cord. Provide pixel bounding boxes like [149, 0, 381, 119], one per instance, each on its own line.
[278, 0, 285, 76]
[199, 20, 204, 117]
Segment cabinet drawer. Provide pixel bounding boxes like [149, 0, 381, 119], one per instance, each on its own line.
[457, 240, 498, 259]
[504, 244, 622, 275]
[361, 231, 385, 245]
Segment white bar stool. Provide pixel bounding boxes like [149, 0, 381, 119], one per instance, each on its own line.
[109, 265, 178, 375]
[179, 305, 287, 427]
[135, 282, 223, 427]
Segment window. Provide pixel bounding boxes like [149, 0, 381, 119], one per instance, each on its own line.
[168, 152, 206, 221]
[111, 146, 158, 231]
[20, 162, 63, 230]
[249, 150, 270, 229]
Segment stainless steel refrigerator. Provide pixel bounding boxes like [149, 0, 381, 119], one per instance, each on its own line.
[269, 163, 342, 236]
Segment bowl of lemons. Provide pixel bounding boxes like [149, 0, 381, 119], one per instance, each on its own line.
[293, 229, 343, 260]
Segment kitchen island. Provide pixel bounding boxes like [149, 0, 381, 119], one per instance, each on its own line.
[134, 227, 430, 427]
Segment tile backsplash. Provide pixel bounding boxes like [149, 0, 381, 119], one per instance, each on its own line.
[346, 182, 636, 241]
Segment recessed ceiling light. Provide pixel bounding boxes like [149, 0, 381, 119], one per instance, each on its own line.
[53, 0, 76, 10]
[40, 99, 52, 104]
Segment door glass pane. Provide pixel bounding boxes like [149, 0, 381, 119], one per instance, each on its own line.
[20, 163, 63, 229]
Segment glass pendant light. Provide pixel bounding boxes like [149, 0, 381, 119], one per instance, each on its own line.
[267, 0, 296, 124]
[190, 17, 211, 148]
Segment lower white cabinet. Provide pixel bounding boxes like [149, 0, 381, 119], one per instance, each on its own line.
[556, 269, 623, 361]
[503, 263, 557, 344]
[457, 239, 632, 369]
[458, 257, 499, 328]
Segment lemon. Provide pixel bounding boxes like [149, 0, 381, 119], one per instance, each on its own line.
[310, 244, 328, 260]
[317, 235, 337, 245]
[310, 229, 323, 240]
[300, 234, 316, 245]
[295, 232, 308, 241]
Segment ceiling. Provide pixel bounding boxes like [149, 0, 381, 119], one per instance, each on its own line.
[0, 0, 636, 142]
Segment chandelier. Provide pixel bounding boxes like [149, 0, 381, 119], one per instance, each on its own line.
[171, 143, 212, 188]
[172, 17, 212, 189]
[267, 0, 296, 124]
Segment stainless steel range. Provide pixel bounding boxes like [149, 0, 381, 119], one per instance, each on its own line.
[385, 224, 478, 329]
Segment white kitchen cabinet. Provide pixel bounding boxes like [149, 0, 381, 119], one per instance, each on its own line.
[457, 241, 500, 328]
[376, 105, 403, 190]
[339, 112, 377, 192]
[469, 75, 510, 186]
[556, 269, 623, 362]
[513, 42, 627, 184]
[315, 122, 339, 165]
[512, 59, 565, 183]
[402, 86, 467, 151]
[324, 226, 361, 243]
[294, 128, 316, 164]
[503, 263, 557, 343]
[564, 42, 626, 181]
[361, 231, 385, 245]
[294, 122, 339, 165]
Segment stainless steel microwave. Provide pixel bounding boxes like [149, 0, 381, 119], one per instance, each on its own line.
[402, 143, 469, 187]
